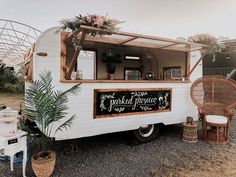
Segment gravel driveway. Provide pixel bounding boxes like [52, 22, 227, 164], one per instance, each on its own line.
[1, 115, 236, 177]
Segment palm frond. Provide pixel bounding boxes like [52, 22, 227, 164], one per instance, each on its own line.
[55, 115, 76, 133]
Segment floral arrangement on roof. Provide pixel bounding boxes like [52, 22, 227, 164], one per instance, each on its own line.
[60, 14, 122, 48]
[187, 34, 225, 62]
[60, 14, 122, 36]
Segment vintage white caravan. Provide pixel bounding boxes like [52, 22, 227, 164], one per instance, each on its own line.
[25, 25, 205, 142]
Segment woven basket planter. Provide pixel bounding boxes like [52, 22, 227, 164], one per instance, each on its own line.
[32, 151, 56, 177]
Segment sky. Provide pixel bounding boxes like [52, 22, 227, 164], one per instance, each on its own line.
[0, 0, 236, 39]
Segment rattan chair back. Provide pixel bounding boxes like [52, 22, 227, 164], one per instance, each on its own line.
[190, 76, 236, 116]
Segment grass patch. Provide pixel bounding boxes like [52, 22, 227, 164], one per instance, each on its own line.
[0, 92, 24, 110]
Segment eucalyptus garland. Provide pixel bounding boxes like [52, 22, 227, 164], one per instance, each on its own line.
[60, 14, 122, 48]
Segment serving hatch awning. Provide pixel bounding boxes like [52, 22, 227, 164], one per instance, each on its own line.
[64, 25, 208, 79]
[67, 25, 208, 52]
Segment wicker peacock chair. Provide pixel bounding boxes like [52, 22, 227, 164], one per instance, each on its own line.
[190, 76, 236, 144]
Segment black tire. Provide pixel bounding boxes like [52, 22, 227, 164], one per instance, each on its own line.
[133, 124, 160, 143]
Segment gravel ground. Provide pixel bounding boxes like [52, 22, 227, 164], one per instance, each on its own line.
[0, 115, 236, 177]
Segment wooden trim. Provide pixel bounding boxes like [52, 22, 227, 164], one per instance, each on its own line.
[93, 89, 96, 119]
[93, 88, 172, 119]
[24, 43, 35, 82]
[95, 88, 172, 92]
[60, 79, 190, 83]
[61, 33, 68, 80]
[66, 31, 87, 79]
[185, 52, 190, 81]
[29, 59, 33, 81]
[24, 56, 33, 82]
[28, 59, 33, 81]
[119, 37, 137, 45]
[66, 29, 82, 43]
[158, 43, 178, 49]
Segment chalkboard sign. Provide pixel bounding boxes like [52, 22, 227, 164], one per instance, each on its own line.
[94, 88, 172, 118]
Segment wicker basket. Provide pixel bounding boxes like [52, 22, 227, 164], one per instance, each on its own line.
[32, 151, 56, 177]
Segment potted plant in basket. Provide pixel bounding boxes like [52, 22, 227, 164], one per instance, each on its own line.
[22, 71, 80, 177]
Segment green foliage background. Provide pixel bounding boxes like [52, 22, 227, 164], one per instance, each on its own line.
[0, 64, 24, 93]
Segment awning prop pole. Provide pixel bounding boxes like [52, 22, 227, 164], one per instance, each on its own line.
[187, 52, 206, 78]
[66, 30, 87, 79]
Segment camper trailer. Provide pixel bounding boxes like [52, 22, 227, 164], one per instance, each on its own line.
[24, 26, 205, 142]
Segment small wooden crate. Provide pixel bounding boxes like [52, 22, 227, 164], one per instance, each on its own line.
[182, 123, 198, 143]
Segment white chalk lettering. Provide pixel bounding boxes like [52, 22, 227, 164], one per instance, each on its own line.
[108, 96, 134, 112]
[132, 97, 158, 110]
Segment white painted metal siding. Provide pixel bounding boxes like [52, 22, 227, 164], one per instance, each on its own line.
[190, 51, 202, 81]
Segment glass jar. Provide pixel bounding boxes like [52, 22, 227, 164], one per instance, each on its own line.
[76, 70, 83, 80]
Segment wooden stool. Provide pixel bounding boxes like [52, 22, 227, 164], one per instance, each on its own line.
[182, 122, 198, 143]
[204, 115, 229, 144]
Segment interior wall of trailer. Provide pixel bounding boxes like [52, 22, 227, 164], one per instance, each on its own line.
[96, 45, 142, 79]
[153, 50, 186, 79]
[66, 42, 187, 80]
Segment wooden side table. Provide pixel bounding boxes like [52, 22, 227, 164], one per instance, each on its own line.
[182, 122, 198, 143]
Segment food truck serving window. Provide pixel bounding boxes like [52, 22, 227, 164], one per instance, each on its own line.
[61, 32, 190, 83]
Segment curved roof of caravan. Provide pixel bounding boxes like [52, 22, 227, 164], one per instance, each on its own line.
[0, 19, 42, 65]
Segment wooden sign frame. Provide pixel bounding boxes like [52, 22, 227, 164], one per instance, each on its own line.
[94, 88, 172, 119]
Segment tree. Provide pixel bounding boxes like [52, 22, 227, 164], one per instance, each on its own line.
[0, 63, 18, 88]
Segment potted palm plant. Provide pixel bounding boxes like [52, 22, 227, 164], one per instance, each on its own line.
[23, 71, 80, 177]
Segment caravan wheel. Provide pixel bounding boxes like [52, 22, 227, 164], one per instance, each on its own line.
[133, 124, 159, 143]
